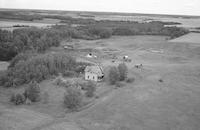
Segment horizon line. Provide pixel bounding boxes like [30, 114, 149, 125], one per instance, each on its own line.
[0, 7, 200, 17]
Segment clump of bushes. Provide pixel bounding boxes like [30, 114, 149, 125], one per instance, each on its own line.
[10, 81, 41, 105]
[126, 77, 135, 83]
[115, 82, 126, 88]
[83, 26, 112, 39]
[84, 81, 96, 97]
[63, 87, 83, 111]
[0, 71, 9, 87]
[10, 93, 25, 105]
[54, 75, 66, 86]
[158, 79, 164, 83]
[8, 51, 38, 68]
[118, 63, 128, 81]
[107, 63, 128, 85]
[24, 81, 41, 102]
[107, 63, 135, 85]
[62, 70, 78, 77]
[1, 53, 77, 87]
[108, 66, 120, 85]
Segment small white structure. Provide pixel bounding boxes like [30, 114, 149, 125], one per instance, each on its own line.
[86, 53, 97, 58]
[86, 53, 93, 58]
[63, 45, 73, 49]
[123, 55, 129, 59]
[84, 65, 104, 82]
[123, 55, 131, 62]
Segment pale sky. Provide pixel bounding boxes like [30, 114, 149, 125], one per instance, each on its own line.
[0, 0, 200, 16]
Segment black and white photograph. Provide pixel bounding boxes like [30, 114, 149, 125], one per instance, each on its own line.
[0, 0, 200, 130]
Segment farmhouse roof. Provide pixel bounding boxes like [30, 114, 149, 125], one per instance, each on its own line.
[85, 65, 104, 75]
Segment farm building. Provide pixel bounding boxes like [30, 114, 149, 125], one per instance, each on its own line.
[84, 65, 104, 82]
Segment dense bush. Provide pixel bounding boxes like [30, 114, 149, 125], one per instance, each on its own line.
[1, 53, 77, 87]
[0, 42, 17, 61]
[126, 77, 135, 83]
[24, 81, 40, 102]
[62, 70, 78, 77]
[0, 71, 8, 86]
[54, 75, 67, 86]
[12, 27, 62, 53]
[8, 51, 38, 68]
[0, 27, 68, 61]
[63, 87, 83, 111]
[87, 26, 112, 38]
[108, 66, 120, 85]
[161, 27, 189, 39]
[84, 81, 96, 97]
[10, 93, 25, 105]
[115, 82, 126, 88]
[118, 63, 128, 81]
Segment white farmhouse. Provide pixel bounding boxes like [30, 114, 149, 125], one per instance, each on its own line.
[84, 65, 104, 82]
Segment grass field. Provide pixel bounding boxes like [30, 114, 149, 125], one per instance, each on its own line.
[169, 32, 200, 43]
[1, 35, 200, 130]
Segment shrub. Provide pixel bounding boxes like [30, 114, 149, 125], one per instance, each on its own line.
[10, 93, 25, 105]
[85, 81, 96, 97]
[24, 81, 40, 102]
[87, 26, 112, 39]
[112, 27, 134, 35]
[9, 51, 38, 68]
[118, 63, 128, 81]
[115, 82, 126, 88]
[62, 70, 78, 77]
[63, 87, 83, 111]
[108, 66, 119, 85]
[159, 79, 163, 83]
[0, 41, 17, 61]
[126, 77, 135, 83]
[0, 71, 8, 86]
[99, 29, 112, 38]
[54, 76, 64, 86]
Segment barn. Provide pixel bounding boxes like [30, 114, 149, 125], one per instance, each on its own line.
[84, 65, 104, 82]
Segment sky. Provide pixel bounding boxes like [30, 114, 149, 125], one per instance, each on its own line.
[0, 0, 200, 16]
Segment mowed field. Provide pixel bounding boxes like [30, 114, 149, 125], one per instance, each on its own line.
[1, 35, 200, 130]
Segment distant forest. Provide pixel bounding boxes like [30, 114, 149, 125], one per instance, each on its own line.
[0, 10, 189, 61]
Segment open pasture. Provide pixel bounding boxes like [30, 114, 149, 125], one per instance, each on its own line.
[1, 35, 200, 130]
[169, 32, 200, 44]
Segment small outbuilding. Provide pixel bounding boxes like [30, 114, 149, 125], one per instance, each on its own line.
[86, 53, 93, 58]
[84, 65, 104, 82]
[63, 45, 74, 50]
